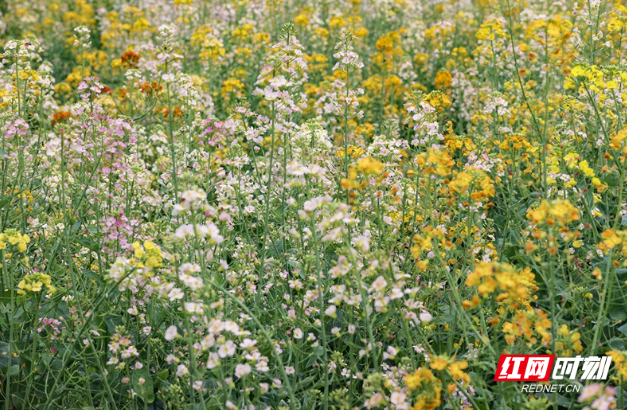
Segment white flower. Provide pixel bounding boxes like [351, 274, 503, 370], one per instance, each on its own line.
[184, 302, 203, 314]
[121, 346, 138, 358]
[234, 364, 252, 378]
[240, 338, 257, 349]
[293, 328, 303, 339]
[206, 352, 220, 369]
[390, 392, 408, 409]
[218, 340, 236, 358]
[383, 346, 397, 360]
[353, 234, 370, 251]
[303, 200, 317, 213]
[369, 276, 387, 293]
[168, 288, 184, 301]
[165, 326, 178, 341]
[179, 263, 201, 275]
[260, 383, 269, 394]
[256, 360, 270, 372]
[420, 312, 433, 323]
[176, 364, 189, 377]
[179, 273, 203, 291]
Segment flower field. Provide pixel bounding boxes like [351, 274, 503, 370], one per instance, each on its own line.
[2, 0, 627, 408]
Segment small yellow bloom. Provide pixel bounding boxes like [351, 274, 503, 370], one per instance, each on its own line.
[356, 156, 385, 175]
[429, 356, 449, 371]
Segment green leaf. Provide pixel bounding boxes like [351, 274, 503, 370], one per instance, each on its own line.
[295, 376, 316, 391]
[75, 237, 99, 252]
[105, 315, 124, 334]
[155, 369, 169, 381]
[608, 337, 625, 351]
[306, 345, 325, 368]
[603, 174, 620, 187]
[373, 311, 394, 328]
[609, 306, 627, 321]
[132, 367, 155, 403]
[84, 270, 104, 286]
[71, 221, 82, 232]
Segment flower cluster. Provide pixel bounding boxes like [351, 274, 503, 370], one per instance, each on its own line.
[1, 0, 627, 408]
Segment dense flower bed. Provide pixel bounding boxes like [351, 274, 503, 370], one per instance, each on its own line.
[1, 0, 627, 409]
